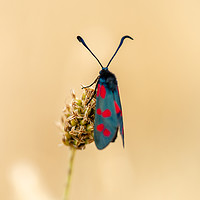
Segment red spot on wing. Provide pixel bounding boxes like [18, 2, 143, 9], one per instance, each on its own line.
[100, 85, 106, 99]
[122, 127, 124, 135]
[96, 108, 102, 115]
[114, 101, 121, 114]
[103, 129, 111, 137]
[97, 84, 100, 97]
[96, 124, 104, 132]
[102, 109, 111, 118]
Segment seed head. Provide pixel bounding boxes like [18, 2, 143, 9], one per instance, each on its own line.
[59, 88, 96, 150]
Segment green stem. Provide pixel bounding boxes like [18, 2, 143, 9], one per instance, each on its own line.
[64, 148, 76, 200]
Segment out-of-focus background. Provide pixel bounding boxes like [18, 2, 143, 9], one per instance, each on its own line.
[1, 0, 200, 199]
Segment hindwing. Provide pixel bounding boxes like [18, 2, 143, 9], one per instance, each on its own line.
[113, 87, 124, 147]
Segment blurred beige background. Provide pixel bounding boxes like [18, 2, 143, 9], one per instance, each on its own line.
[1, 0, 200, 199]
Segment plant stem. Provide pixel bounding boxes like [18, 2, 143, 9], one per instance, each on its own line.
[64, 148, 76, 200]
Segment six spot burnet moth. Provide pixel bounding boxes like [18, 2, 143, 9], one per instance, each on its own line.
[77, 35, 133, 149]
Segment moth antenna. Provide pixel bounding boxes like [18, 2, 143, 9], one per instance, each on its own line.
[77, 36, 103, 68]
[106, 35, 133, 68]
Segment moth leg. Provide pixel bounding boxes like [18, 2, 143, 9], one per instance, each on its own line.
[86, 81, 98, 105]
[82, 76, 99, 89]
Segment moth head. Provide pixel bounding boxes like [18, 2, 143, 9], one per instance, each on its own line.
[99, 67, 108, 74]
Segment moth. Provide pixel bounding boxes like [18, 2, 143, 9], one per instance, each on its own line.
[77, 35, 133, 149]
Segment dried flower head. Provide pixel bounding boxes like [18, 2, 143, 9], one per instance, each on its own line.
[59, 88, 96, 150]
